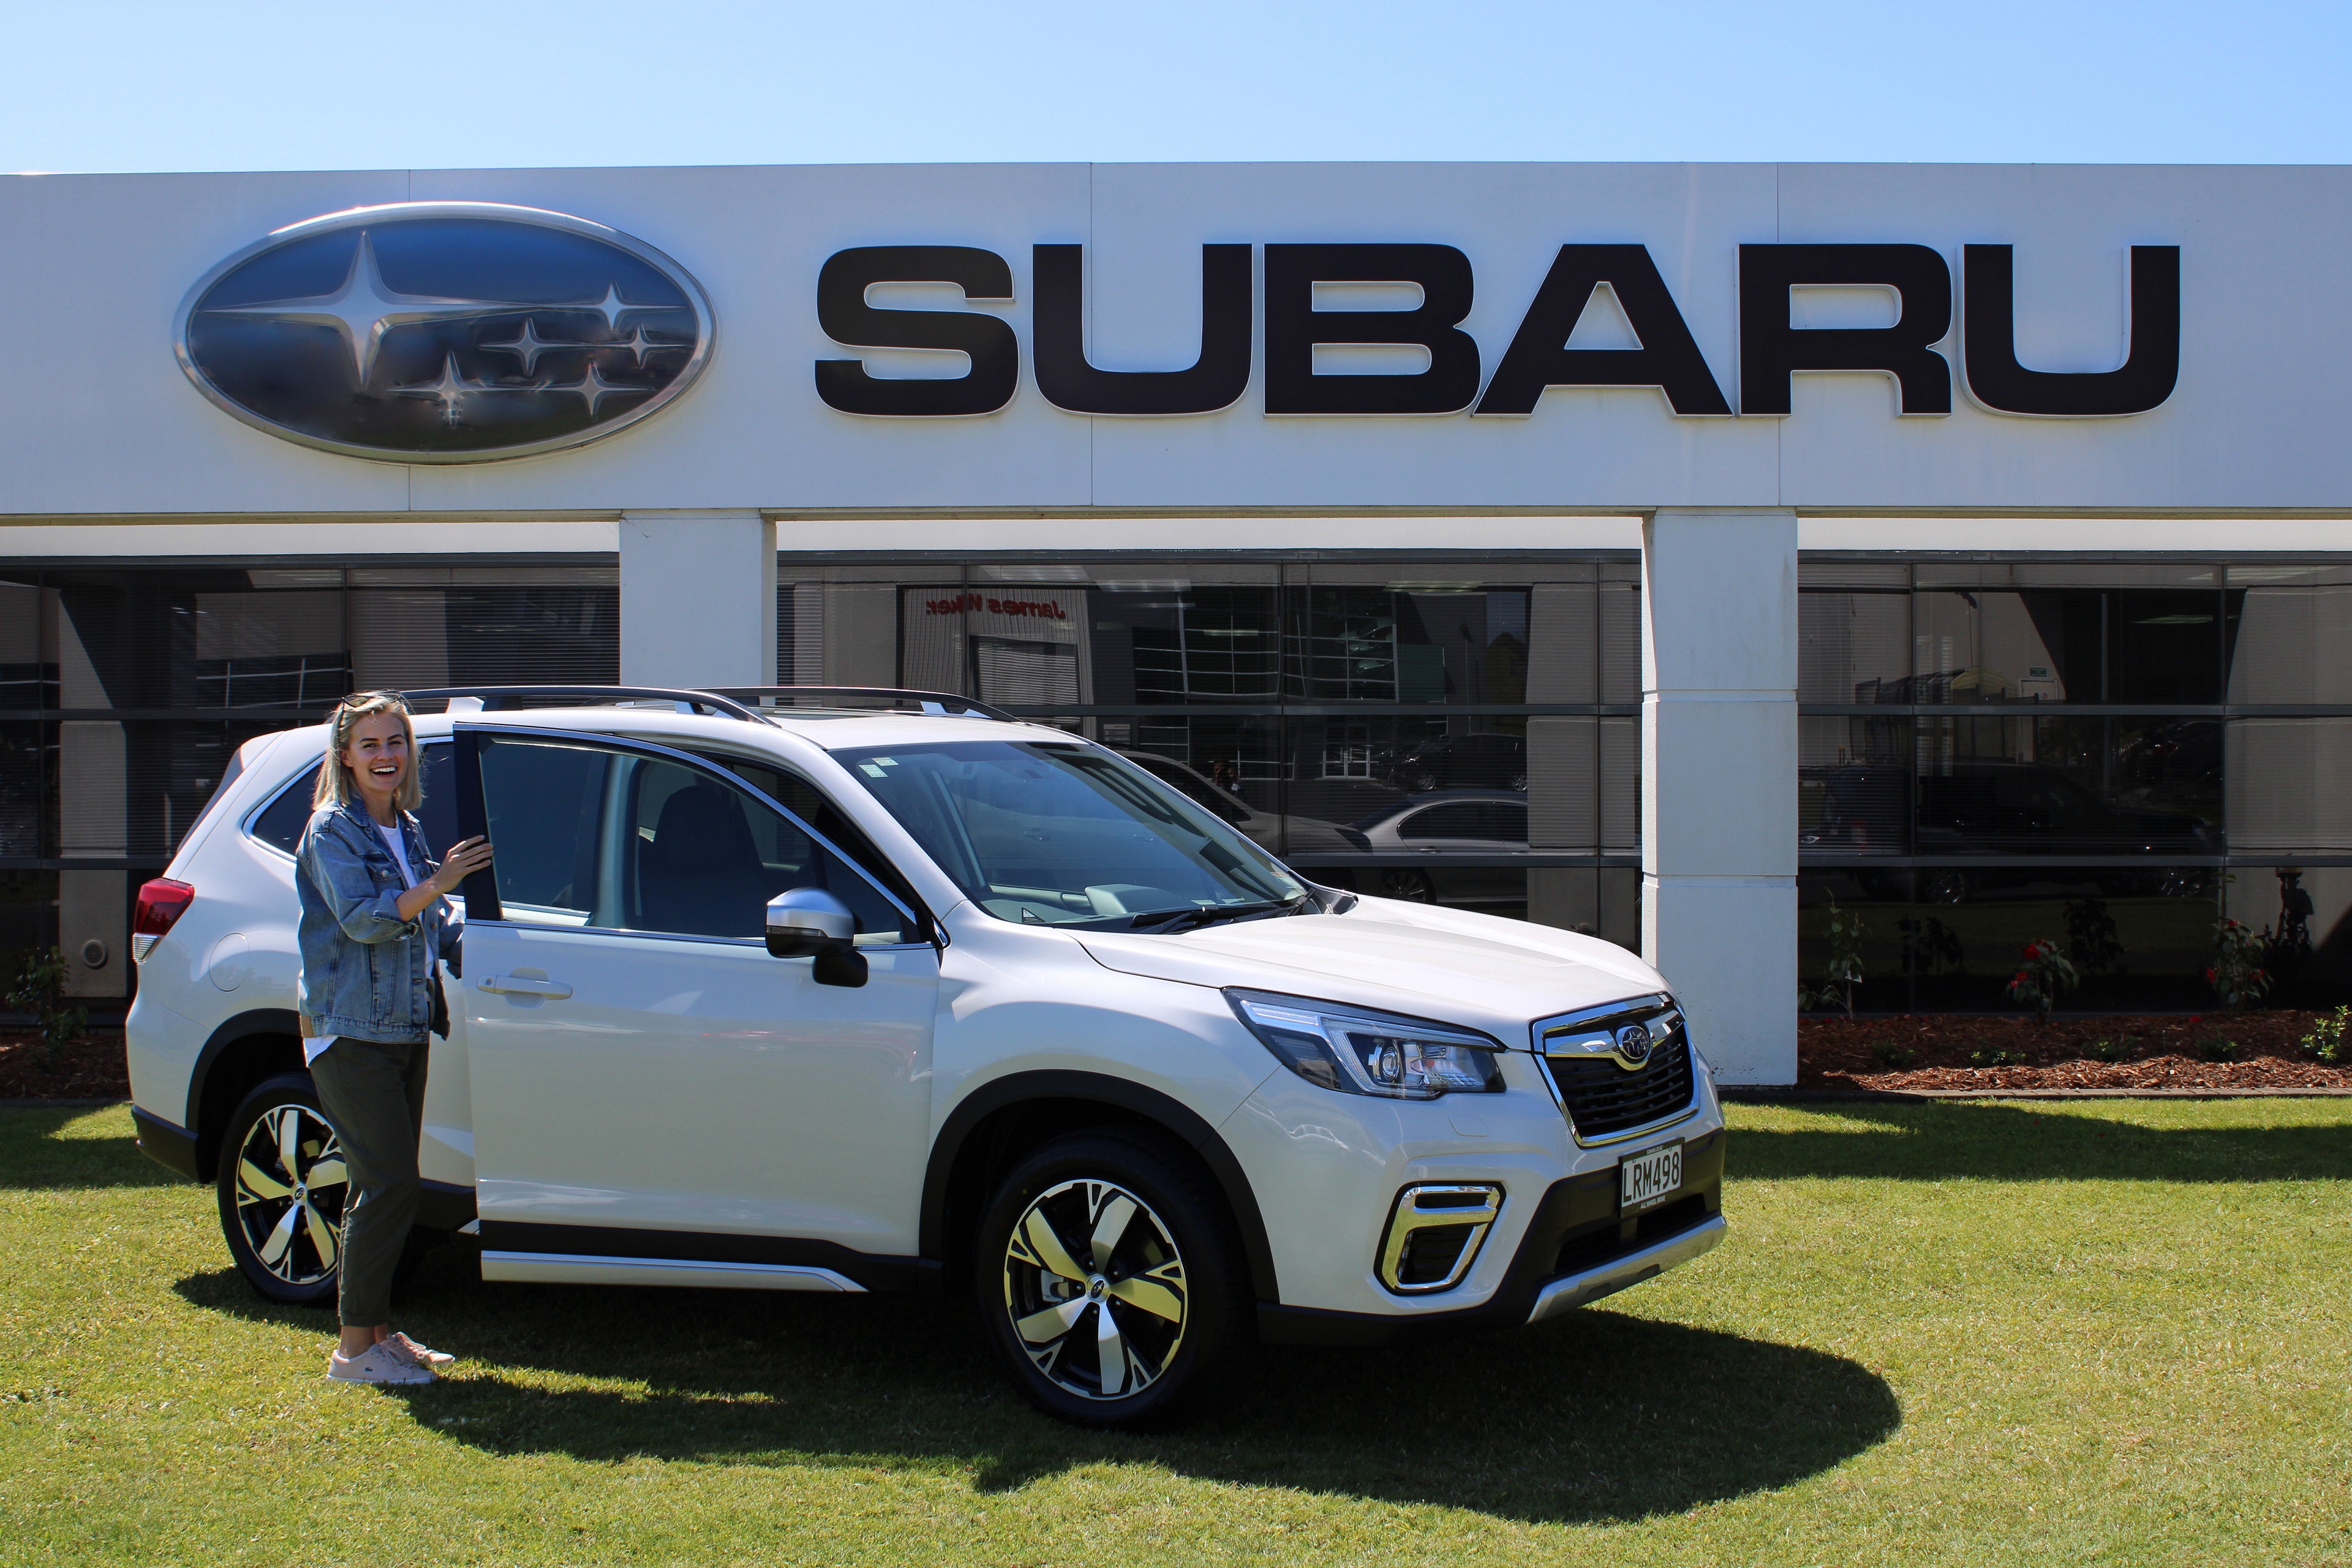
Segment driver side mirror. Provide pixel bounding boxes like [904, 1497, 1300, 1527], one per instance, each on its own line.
[766, 888, 867, 987]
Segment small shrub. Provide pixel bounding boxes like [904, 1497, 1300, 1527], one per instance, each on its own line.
[2065, 897, 2127, 976]
[1971, 1047, 2027, 1069]
[2084, 1038, 2126, 1064]
[1800, 898, 1868, 1021]
[2300, 1005, 2350, 1064]
[2207, 884, 2271, 1010]
[5, 949, 87, 1071]
[2198, 1037, 2242, 1064]
[2007, 939, 2080, 1023]
[1898, 914, 1964, 978]
[1869, 1041, 1916, 1068]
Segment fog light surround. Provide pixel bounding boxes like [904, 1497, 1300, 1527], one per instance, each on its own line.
[1377, 1183, 1504, 1294]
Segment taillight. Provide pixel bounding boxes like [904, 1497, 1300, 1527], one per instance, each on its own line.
[132, 878, 196, 961]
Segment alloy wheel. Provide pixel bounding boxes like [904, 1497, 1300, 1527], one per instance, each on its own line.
[1001, 1178, 1188, 1401]
[230, 1102, 347, 1289]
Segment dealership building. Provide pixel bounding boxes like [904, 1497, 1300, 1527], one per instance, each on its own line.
[3, 160, 2349, 1084]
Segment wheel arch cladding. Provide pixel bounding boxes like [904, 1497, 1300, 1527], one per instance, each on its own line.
[923, 1070, 1279, 1303]
[187, 1009, 304, 1182]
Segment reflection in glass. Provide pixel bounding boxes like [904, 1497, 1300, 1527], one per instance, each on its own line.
[836, 739, 1302, 928]
[1801, 868, 2218, 1012]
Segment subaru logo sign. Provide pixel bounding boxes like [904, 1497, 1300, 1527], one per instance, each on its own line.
[174, 202, 714, 464]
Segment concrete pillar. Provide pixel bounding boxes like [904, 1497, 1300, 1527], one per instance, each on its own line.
[1641, 509, 1798, 1084]
[619, 511, 777, 688]
[56, 592, 127, 998]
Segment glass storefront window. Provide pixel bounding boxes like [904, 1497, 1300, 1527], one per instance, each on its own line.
[780, 556, 1645, 945]
[1799, 559, 2352, 1008]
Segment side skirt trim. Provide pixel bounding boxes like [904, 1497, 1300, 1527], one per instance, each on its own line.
[480, 1251, 867, 1293]
[479, 1219, 937, 1295]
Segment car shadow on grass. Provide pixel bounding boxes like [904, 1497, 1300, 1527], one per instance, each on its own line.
[177, 1250, 1898, 1526]
[0, 1106, 180, 1191]
[1733, 1099, 2352, 1183]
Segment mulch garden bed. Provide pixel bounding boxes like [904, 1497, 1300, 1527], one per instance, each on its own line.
[1798, 1011, 2351, 1093]
[0, 1032, 131, 1101]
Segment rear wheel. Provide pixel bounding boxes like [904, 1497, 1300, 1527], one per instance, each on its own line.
[975, 1132, 1245, 1428]
[217, 1073, 345, 1307]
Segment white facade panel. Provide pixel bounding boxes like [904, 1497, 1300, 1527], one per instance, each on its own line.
[0, 170, 413, 515]
[3, 161, 2351, 518]
[1771, 163, 2352, 511]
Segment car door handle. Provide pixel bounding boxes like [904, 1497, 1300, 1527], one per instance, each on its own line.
[479, 974, 573, 999]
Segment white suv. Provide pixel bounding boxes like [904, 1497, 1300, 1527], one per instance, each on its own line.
[125, 687, 1725, 1426]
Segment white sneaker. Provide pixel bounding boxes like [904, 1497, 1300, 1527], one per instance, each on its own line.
[328, 1343, 437, 1385]
[382, 1332, 454, 1370]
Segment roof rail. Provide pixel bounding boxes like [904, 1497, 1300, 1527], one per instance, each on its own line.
[402, 686, 770, 723]
[706, 686, 1017, 723]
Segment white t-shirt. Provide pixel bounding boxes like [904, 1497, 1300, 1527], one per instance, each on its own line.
[304, 821, 421, 1066]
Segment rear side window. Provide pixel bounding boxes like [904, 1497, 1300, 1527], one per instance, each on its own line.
[247, 744, 456, 858]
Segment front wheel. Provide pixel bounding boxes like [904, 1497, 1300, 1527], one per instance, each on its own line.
[975, 1132, 1246, 1428]
[217, 1072, 345, 1306]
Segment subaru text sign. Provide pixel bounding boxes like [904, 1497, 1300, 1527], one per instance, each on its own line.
[174, 202, 715, 464]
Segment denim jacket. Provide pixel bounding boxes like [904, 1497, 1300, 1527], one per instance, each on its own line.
[295, 800, 459, 1044]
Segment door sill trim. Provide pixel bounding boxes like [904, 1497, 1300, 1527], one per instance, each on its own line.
[480, 1250, 868, 1293]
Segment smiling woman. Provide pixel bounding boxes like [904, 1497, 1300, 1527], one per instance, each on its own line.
[288, 690, 491, 1385]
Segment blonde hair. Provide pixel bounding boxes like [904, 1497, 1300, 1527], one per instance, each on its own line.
[315, 691, 423, 813]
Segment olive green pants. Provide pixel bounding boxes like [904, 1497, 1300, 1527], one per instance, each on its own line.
[308, 1035, 429, 1329]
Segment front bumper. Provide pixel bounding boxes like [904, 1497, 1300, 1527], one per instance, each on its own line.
[1256, 1125, 1726, 1346]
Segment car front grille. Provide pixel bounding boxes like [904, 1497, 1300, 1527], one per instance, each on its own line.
[1543, 1030, 1696, 1142]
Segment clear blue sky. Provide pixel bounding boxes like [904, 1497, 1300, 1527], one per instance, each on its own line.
[6, 0, 2346, 173]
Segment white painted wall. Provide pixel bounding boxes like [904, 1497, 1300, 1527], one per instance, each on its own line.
[617, 511, 776, 688]
[1642, 510, 1800, 1084]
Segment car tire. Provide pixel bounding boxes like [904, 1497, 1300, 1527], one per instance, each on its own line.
[974, 1130, 1248, 1430]
[1381, 869, 1438, 903]
[217, 1072, 347, 1308]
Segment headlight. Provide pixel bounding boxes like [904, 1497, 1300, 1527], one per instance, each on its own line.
[1226, 989, 1505, 1099]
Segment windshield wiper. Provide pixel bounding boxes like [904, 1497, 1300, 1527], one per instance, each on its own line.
[1128, 896, 1310, 935]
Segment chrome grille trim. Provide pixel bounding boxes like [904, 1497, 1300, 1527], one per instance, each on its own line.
[1532, 993, 1702, 1148]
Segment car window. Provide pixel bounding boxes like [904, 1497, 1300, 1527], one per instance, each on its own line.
[835, 739, 1301, 927]
[694, 751, 930, 930]
[1398, 802, 1526, 841]
[476, 736, 908, 943]
[248, 743, 456, 858]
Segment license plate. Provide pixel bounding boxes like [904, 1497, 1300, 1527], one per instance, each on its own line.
[1619, 1140, 1684, 1214]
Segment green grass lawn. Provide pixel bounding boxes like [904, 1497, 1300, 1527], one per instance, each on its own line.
[4, 1100, 2348, 1567]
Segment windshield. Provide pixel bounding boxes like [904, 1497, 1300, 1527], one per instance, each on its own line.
[834, 740, 1305, 928]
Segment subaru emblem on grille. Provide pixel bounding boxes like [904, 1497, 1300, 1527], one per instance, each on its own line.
[1612, 1023, 1654, 1069]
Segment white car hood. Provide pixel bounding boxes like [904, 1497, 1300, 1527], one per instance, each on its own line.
[1075, 899, 1668, 1047]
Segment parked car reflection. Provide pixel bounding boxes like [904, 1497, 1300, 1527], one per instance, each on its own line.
[1343, 789, 1529, 908]
[1115, 750, 1367, 855]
